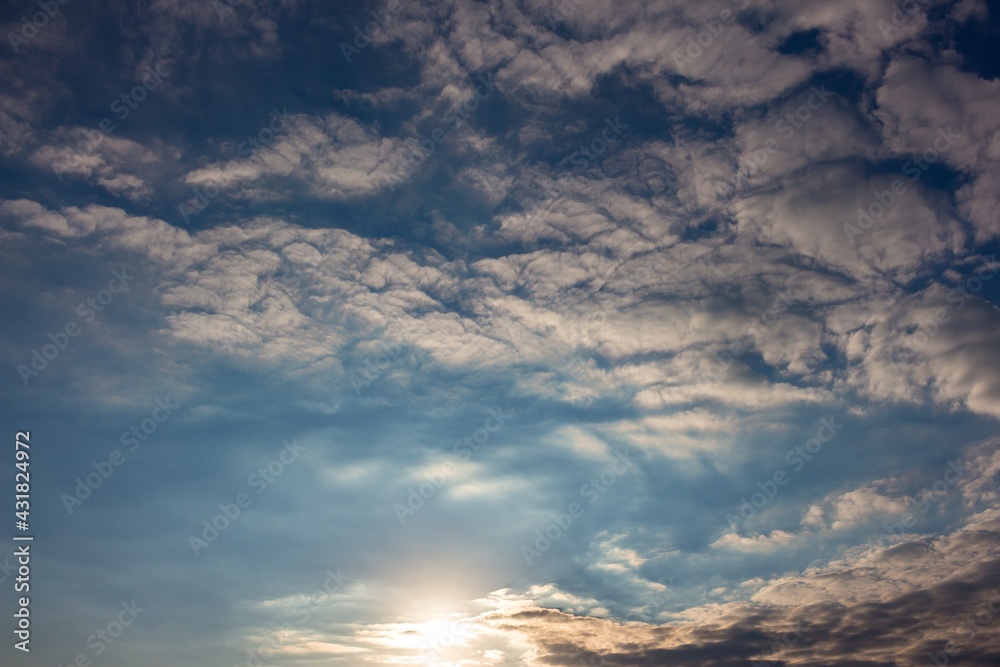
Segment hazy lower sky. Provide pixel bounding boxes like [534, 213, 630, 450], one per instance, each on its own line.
[2, 1, 1000, 666]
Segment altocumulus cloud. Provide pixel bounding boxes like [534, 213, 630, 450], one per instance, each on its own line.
[1, 1, 1000, 666]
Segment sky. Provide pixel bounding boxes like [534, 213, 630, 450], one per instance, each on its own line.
[1, 0, 1000, 665]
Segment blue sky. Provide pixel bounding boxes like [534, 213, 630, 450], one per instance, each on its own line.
[2, 0, 1000, 665]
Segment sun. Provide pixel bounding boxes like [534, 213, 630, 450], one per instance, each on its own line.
[360, 610, 487, 665]
[410, 615, 478, 656]
[358, 586, 526, 665]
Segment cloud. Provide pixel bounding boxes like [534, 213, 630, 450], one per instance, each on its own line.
[182, 111, 419, 200]
[471, 467, 1000, 666]
[3, 2, 1000, 666]
[31, 131, 179, 200]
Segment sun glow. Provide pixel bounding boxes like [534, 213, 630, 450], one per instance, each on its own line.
[358, 609, 510, 666]
[353, 589, 538, 665]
